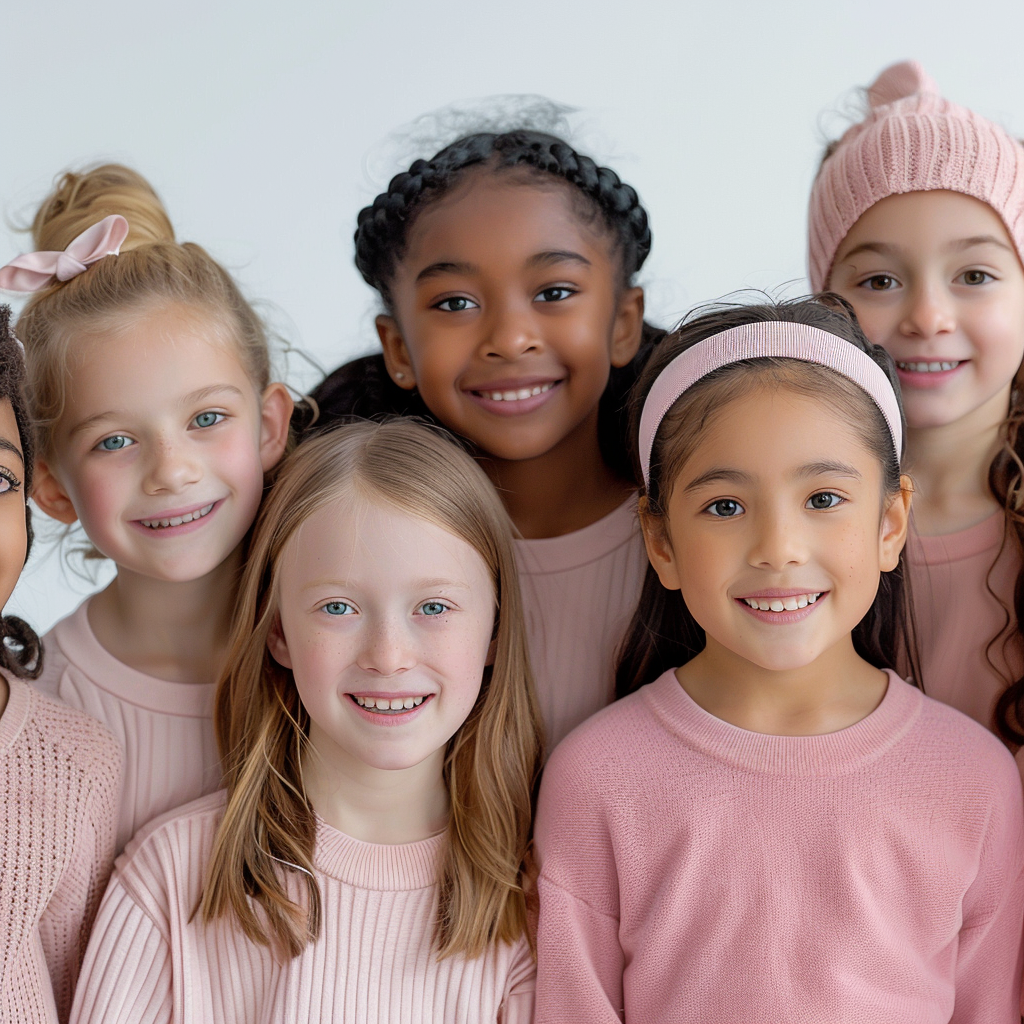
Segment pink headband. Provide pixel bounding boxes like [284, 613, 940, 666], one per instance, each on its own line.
[0, 215, 129, 293]
[638, 321, 902, 486]
[809, 60, 1024, 290]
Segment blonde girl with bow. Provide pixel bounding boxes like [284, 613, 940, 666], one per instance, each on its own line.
[0, 164, 293, 853]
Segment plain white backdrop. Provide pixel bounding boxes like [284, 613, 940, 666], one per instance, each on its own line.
[4, 0, 1024, 633]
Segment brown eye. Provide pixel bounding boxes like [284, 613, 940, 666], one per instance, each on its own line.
[865, 275, 897, 291]
[960, 270, 992, 286]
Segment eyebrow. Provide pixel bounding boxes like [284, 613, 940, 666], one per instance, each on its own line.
[837, 235, 1013, 264]
[0, 437, 24, 466]
[684, 460, 861, 492]
[415, 249, 592, 284]
[68, 384, 246, 438]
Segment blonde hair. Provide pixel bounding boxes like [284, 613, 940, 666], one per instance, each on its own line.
[14, 164, 272, 457]
[200, 419, 544, 959]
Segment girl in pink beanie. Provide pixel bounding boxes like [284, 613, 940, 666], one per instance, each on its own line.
[810, 61, 1024, 749]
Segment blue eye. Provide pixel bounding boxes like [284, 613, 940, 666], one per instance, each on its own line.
[807, 492, 843, 510]
[193, 411, 224, 429]
[535, 286, 575, 302]
[96, 435, 134, 452]
[435, 297, 478, 312]
[420, 601, 449, 616]
[322, 601, 354, 616]
[705, 499, 743, 518]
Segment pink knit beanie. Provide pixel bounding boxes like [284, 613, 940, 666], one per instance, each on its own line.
[808, 60, 1024, 291]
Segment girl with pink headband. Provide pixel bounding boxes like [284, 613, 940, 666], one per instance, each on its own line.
[811, 61, 1024, 748]
[0, 165, 293, 854]
[533, 299, 1024, 1022]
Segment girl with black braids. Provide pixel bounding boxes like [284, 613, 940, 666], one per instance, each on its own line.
[312, 128, 664, 746]
[0, 304, 122, 1023]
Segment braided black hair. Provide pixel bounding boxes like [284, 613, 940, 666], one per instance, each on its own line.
[310, 128, 664, 482]
[0, 305, 41, 679]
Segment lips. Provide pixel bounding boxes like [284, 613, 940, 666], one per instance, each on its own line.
[137, 501, 216, 530]
[896, 360, 963, 373]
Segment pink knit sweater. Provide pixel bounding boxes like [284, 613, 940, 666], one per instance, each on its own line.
[515, 495, 646, 748]
[72, 791, 534, 1023]
[35, 598, 221, 852]
[905, 514, 1024, 735]
[0, 675, 121, 1023]
[535, 670, 1024, 1023]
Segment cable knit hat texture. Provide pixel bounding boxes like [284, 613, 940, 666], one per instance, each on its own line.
[808, 60, 1024, 291]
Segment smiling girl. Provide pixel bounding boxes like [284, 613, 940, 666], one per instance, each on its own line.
[0, 165, 292, 850]
[311, 128, 662, 746]
[534, 300, 1024, 1023]
[810, 62, 1024, 744]
[71, 421, 542, 1024]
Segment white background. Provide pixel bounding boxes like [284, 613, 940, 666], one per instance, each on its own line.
[4, 0, 1023, 633]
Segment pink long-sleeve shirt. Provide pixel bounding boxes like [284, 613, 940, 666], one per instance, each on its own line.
[72, 791, 534, 1024]
[534, 669, 1024, 1023]
[515, 495, 647, 748]
[0, 675, 121, 1023]
[35, 597, 221, 852]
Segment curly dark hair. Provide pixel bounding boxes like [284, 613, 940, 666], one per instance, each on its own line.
[310, 128, 664, 483]
[0, 305, 41, 678]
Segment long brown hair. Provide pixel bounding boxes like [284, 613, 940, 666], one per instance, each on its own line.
[200, 419, 543, 959]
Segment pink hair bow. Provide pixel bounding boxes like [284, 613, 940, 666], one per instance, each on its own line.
[0, 214, 130, 292]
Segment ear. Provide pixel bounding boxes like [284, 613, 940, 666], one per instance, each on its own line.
[376, 315, 418, 391]
[610, 286, 645, 369]
[266, 612, 293, 669]
[638, 496, 682, 591]
[258, 382, 294, 473]
[32, 459, 78, 525]
[878, 474, 913, 572]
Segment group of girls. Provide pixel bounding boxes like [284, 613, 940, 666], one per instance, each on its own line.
[1, 56, 1023, 1023]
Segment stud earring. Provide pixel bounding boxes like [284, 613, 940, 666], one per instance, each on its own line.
[395, 372, 405, 381]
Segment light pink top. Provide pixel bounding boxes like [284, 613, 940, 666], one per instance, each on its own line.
[0, 675, 121, 1024]
[34, 598, 220, 852]
[72, 791, 534, 1024]
[515, 495, 646, 748]
[905, 513, 1023, 734]
[535, 670, 1024, 1023]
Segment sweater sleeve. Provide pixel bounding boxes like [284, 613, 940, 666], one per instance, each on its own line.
[951, 752, 1024, 1024]
[70, 876, 174, 1024]
[534, 736, 626, 1023]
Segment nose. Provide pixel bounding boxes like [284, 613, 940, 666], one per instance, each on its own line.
[899, 282, 956, 339]
[142, 437, 203, 494]
[747, 505, 809, 572]
[356, 614, 416, 676]
[481, 300, 542, 361]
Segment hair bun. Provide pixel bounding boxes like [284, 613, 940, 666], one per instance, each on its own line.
[867, 60, 938, 109]
[32, 164, 175, 254]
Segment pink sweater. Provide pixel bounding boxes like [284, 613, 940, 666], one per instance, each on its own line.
[534, 669, 1024, 1023]
[515, 495, 646, 748]
[905, 513, 1024, 735]
[72, 791, 534, 1023]
[0, 675, 121, 1024]
[35, 598, 221, 852]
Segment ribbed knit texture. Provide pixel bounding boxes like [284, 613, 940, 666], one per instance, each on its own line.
[71, 791, 534, 1023]
[535, 669, 1024, 1023]
[808, 60, 1024, 290]
[0, 675, 122, 1023]
[34, 598, 221, 852]
[905, 514, 1023, 737]
[515, 495, 646, 748]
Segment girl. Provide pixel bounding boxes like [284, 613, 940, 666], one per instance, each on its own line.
[0, 164, 293, 850]
[0, 304, 122, 1023]
[810, 61, 1024, 745]
[311, 128, 661, 746]
[534, 300, 1024, 1023]
[71, 420, 543, 1023]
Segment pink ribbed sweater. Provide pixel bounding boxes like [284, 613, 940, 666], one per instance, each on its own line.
[515, 495, 646, 748]
[35, 598, 221, 852]
[0, 675, 121, 1024]
[72, 791, 534, 1023]
[905, 514, 1023, 735]
[535, 670, 1024, 1023]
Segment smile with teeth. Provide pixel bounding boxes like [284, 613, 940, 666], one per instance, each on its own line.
[742, 593, 822, 612]
[896, 360, 961, 372]
[139, 503, 216, 529]
[351, 695, 428, 713]
[475, 382, 557, 402]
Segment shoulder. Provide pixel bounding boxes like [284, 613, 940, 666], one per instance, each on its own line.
[34, 598, 92, 698]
